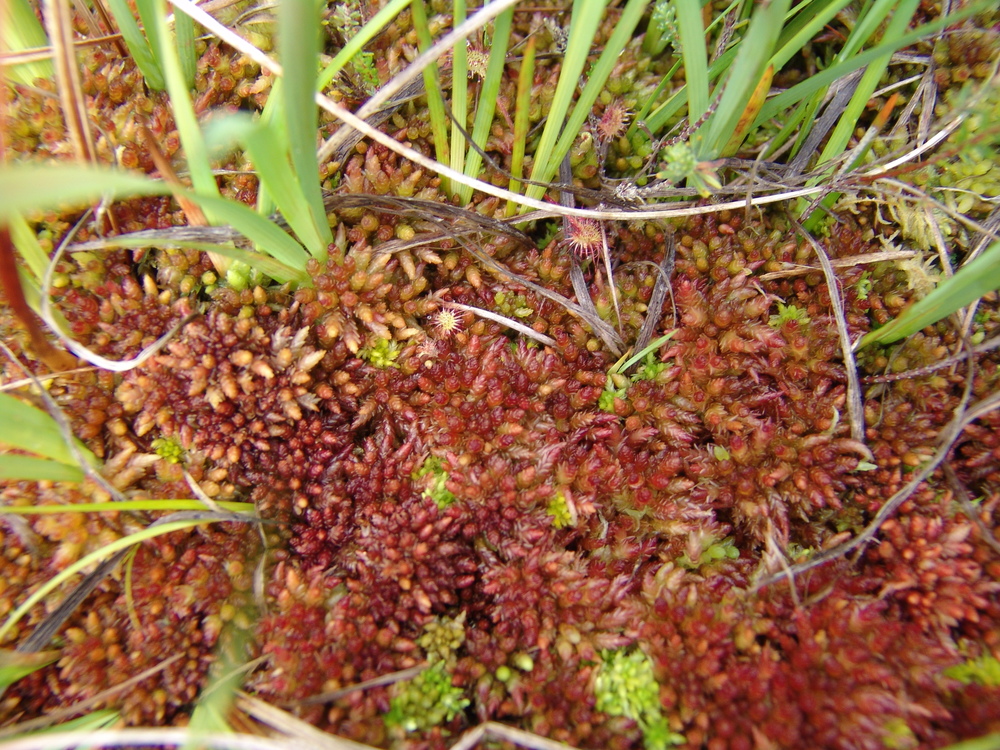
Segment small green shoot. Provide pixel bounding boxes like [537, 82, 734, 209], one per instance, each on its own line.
[412, 456, 456, 509]
[856, 272, 873, 301]
[151, 436, 186, 464]
[599, 332, 675, 413]
[595, 648, 684, 750]
[494, 291, 534, 318]
[945, 654, 1000, 687]
[769, 302, 810, 328]
[676, 535, 739, 570]
[359, 337, 401, 369]
[546, 491, 574, 529]
[384, 661, 469, 732]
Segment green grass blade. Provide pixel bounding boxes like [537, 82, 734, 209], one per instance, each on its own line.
[185, 193, 310, 272]
[458, 8, 514, 205]
[0, 455, 84, 482]
[0, 499, 254, 514]
[753, 0, 989, 129]
[174, 3, 197, 88]
[277, 0, 331, 254]
[810, 0, 918, 171]
[0, 393, 95, 467]
[770, 0, 852, 72]
[79, 233, 309, 286]
[8, 213, 49, 280]
[698, 0, 791, 158]
[103, 0, 165, 89]
[674, 0, 708, 125]
[859, 240, 1000, 349]
[0, 650, 58, 693]
[206, 112, 327, 258]
[410, 0, 451, 187]
[150, 0, 219, 200]
[1, 0, 55, 84]
[450, 0, 469, 202]
[0, 165, 309, 273]
[135, 0, 166, 76]
[317, 0, 412, 90]
[524, 0, 610, 203]
[506, 35, 535, 217]
[539, 0, 649, 190]
[645, 44, 737, 134]
[0, 518, 228, 644]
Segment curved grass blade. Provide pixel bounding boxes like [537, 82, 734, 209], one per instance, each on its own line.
[277, 0, 331, 254]
[457, 8, 514, 205]
[0, 164, 309, 273]
[0, 455, 83, 482]
[523, 0, 608, 203]
[0, 393, 95, 468]
[104, 0, 164, 89]
[859, 240, 1000, 349]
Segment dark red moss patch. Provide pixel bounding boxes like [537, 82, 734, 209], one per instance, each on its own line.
[1, 202, 998, 748]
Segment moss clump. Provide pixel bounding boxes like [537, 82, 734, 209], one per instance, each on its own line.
[384, 661, 469, 733]
[945, 654, 1000, 687]
[595, 648, 684, 750]
[412, 456, 456, 509]
[151, 436, 185, 464]
[359, 337, 401, 369]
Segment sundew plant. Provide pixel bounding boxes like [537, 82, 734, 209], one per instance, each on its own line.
[1, 0, 1000, 748]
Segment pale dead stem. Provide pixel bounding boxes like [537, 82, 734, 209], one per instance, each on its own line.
[789, 217, 865, 444]
[43, 0, 97, 164]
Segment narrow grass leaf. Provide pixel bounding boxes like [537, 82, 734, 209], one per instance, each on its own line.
[0, 393, 95, 467]
[185, 193, 310, 272]
[645, 44, 736, 134]
[720, 64, 773, 156]
[541, 0, 649, 187]
[411, 0, 452, 185]
[1, 0, 55, 84]
[150, 0, 219, 200]
[0, 518, 226, 644]
[859, 240, 1000, 348]
[0, 164, 309, 273]
[316, 0, 412, 90]
[0, 455, 84, 482]
[506, 36, 535, 216]
[450, 0, 469, 202]
[674, 0, 708, 124]
[35, 710, 120, 734]
[206, 113, 326, 258]
[458, 8, 514, 205]
[770, 0, 851, 73]
[628, 59, 679, 139]
[753, 0, 989, 129]
[0, 499, 254, 514]
[523, 0, 608, 203]
[698, 0, 790, 158]
[809, 0, 918, 172]
[75, 231, 309, 286]
[174, 4, 197, 88]
[277, 0, 331, 253]
[8, 213, 49, 280]
[104, 0, 162, 89]
[0, 650, 58, 693]
[134, 0, 166, 76]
